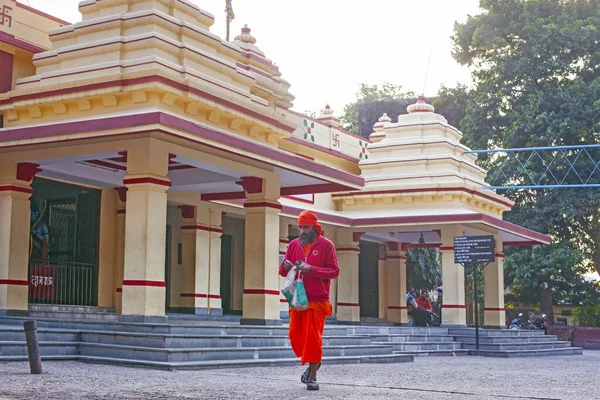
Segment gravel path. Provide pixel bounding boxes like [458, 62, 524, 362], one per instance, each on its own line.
[0, 351, 598, 399]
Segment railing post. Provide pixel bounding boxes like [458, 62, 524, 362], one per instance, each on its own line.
[23, 320, 43, 374]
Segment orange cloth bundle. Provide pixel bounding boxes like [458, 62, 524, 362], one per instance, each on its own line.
[288, 301, 333, 365]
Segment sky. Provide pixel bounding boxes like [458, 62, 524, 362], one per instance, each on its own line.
[21, 0, 481, 115]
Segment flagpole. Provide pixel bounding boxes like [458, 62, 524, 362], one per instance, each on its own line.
[225, 0, 232, 41]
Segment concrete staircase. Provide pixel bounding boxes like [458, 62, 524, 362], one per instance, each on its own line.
[449, 328, 583, 357]
[0, 316, 583, 370]
[0, 317, 414, 370]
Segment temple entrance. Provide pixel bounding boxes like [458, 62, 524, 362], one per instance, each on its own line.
[28, 177, 101, 306]
[359, 240, 379, 318]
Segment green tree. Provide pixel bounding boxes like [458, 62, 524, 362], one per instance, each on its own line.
[452, 0, 600, 314]
[340, 83, 414, 134]
[406, 233, 442, 292]
[431, 84, 470, 130]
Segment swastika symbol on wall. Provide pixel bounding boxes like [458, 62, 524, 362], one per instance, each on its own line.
[0, 5, 12, 27]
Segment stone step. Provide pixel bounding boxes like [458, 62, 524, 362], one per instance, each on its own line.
[77, 353, 414, 371]
[393, 349, 470, 357]
[0, 326, 80, 342]
[368, 334, 457, 343]
[371, 341, 463, 352]
[78, 343, 395, 363]
[27, 312, 121, 322]
[454, 335, 559, 344]
[0, 341, 78, 357]
[28, 305, 117, 314]
[474, 347, 584, 358]
[447, 328, 546, 337]
[461, 341, 573, 351]
[347, 326, 449, 335]
[79, 331, 373, 348]
[0, 355, 78, 362]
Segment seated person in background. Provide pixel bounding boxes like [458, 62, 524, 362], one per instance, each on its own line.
[406, 288, 429, 326]
[417, 291, 432, 312]
[417, 291, 433, 325]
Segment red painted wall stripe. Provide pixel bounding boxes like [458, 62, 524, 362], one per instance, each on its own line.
[243, 289, 280, 296]
[117, 209, 126, 215]
[337, 302, 360, 307]
[180, 293, 221, 299]
[484, 307, 506, 311]
[244, 202, 283, 210]
[180, 225, 223, 233]
[440, 246, 454, 251]
[387, 306, 408, 310]
[0, 185, 34, 194]
[0, 279, 29, 286]
[442, 304, 466, 309]
[122, 280, 166, 287]
[336, 247, 360, 253]
[123, 177, 171, 187]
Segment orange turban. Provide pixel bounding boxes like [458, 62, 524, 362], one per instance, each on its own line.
[298, 210, 323, 235]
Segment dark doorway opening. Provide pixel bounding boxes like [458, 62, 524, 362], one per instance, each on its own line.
[28, 177, 101, 306]
[359, 240, 379, 318]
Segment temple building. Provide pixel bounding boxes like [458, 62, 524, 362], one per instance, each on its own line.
[0, 0, 550, 326]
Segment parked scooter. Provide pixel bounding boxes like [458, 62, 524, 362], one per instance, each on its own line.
[529, 314, 547, 331]
[508, 313, 525, 330]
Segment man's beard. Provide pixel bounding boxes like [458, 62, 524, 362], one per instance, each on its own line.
[299, 228, 317, 246]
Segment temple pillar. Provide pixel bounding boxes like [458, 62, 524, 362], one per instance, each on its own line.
[0, 160, 36, 315]
[179, 206, 223, 315]
[385, 242, 407, 324]
[440, 228, 467, 326]
[484, 235, 506, 328]
[113, 188, 126, 313]
[336, 230, 360, 323]
[120, 140, 170, 322]
[378, 244, 387, 319]
[241, 175, 282, 325]
[279, 219, 291, 316]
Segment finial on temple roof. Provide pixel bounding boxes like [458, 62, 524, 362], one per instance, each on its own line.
[407, 95, 435, 114]
[235, 24, 256, 44]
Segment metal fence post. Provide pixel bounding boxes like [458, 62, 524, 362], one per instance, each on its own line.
[23, 320, 43, 374]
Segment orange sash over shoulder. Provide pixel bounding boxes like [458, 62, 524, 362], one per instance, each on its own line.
[288, 301, 333, 365]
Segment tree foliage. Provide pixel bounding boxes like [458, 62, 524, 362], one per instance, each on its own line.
[406, 233, 442, 292]
[451, 0, 600, 312]
[340, 83, 414, 134]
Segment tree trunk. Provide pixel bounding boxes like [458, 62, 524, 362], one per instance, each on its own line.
[540, 278, 554, 325]
[592, 211, 600, 276]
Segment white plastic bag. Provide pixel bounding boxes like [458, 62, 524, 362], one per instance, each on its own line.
[281, 265, 296, 306]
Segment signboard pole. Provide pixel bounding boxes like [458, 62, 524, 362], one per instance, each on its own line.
[453, 235, 496, 356]
[473, 262, 480, 356]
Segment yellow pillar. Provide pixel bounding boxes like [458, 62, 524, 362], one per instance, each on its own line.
[241, 176, 281, 325]
[484, 235, 506, 327]
[279, 219, 291, 316]
[113, 188, 126, 313]
[207, 209, 223, 314]
[97, 188, 116, 308]
[385, 243, 407, 324]
[440, 228, 467, 326]
[121, 141, 170, 322]
[378, 244, 387, 319]
[336, 229, 360, 323]
[179, 206, 223, 315]
[0, 160, 34, 315]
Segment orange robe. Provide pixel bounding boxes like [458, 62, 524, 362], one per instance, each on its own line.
[288, 242, 333, 365]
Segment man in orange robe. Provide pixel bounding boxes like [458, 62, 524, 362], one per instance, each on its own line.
[279, 210, 340, 391]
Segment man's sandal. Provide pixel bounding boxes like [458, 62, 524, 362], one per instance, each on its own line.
[306, 379, 319, 391]
[300, 363, 321, 383]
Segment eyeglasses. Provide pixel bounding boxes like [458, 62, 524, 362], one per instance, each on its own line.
[298, 225, 312, 229]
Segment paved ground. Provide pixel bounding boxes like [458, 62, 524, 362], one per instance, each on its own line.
[0, 351, 598, 400]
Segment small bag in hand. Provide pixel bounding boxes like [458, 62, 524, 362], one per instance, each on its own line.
[291, 273, 309, 311]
